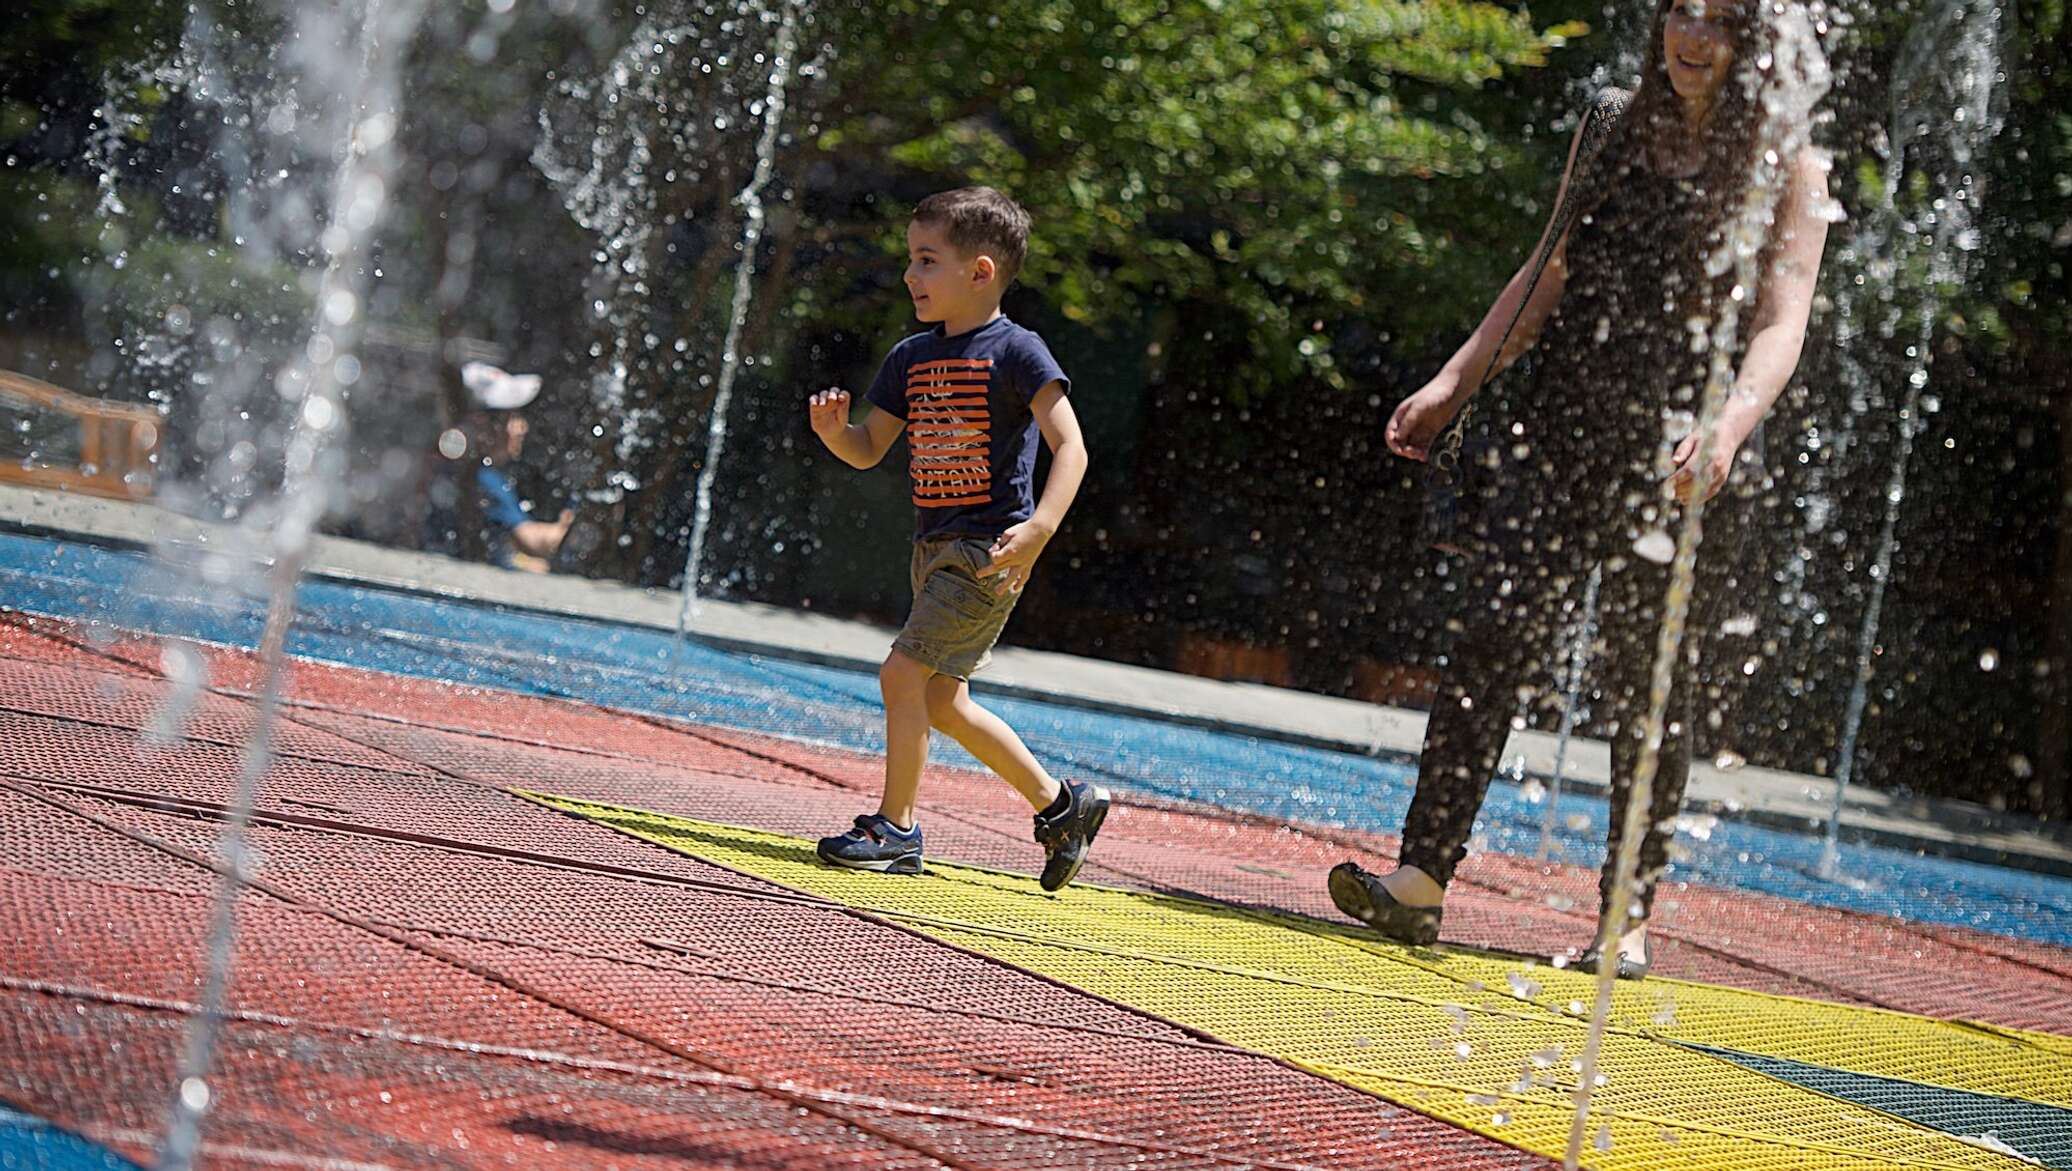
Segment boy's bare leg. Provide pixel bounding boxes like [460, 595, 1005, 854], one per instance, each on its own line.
[878, 651, 936, 829]
[925, 675, 1063, 811]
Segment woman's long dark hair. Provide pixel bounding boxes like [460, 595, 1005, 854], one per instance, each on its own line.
[1577, 0, 1786, 300]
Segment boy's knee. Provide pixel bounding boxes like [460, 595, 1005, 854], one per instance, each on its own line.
[923, 679, 968, 730]
[880, 653, 930, 701]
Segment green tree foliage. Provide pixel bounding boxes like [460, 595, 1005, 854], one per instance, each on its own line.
[801, 0, 1580, 397]
[2, 0, 180, 105]
[9, 0, 2072, 810]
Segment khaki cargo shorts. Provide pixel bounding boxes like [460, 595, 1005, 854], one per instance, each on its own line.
[893, 534, 1020, 680]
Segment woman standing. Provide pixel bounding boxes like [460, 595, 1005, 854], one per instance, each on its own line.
[1330, 0, 1831, 978]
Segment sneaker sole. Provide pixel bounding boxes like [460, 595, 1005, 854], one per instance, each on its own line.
[1039, 786, 1110, 892]
[816, 847, 923, 875]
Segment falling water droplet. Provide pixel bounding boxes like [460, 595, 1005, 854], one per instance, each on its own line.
[179, 1077, 211, 1112]
[1633, 530, 1675, 564]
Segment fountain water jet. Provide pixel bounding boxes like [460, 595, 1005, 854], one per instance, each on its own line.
[679, 0, 804, 627]
[1538, 565, 1601, 862]
[1564, 6, 1833, 1165]
[155, 1, 429, 1166]
[1814, 0, 2010, 881]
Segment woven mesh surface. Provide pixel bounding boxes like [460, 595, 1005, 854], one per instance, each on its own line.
[548, 796, 2072, 1171]
[3, 605, 2070, 1169]
[12, 528, 2068, 946]
[1685, 1045, 2072, 1169]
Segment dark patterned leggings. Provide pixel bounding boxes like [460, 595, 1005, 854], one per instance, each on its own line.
[1396, 487, 1751, 925]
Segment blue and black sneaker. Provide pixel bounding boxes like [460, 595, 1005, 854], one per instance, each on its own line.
[1034, 779, 1111, 892]
[816, 814, 924, 874]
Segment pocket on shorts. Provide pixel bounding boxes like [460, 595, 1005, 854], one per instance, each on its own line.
[931, 558, 1000, 621]
[955, 537, 996, 578]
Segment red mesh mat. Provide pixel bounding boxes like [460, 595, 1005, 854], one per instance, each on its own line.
[1, 616, 1555, 1169]
[3, 606, 2070, 1168]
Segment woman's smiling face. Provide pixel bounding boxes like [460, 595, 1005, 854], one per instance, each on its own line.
[1663, 0, 1742, 104]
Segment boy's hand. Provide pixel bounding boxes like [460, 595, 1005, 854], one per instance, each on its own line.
[1668, 430, 1738, 505]
[982, 520, 1052, 596]
[808, 388, 851, 441]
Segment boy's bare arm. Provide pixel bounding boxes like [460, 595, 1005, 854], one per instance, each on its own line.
[808, 388, 906, 468]
[982, 381, 1084, 595]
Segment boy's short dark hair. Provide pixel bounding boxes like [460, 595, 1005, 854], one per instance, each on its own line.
[912, 187, 1031, 284]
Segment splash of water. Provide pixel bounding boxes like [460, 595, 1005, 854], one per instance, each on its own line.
[679, 0, 803, 626]
[1564, 7, 1834, 1166]
[86, 101, 136, 220]
[156, 2, 427, 1166]
[1814, 0, 2010, 881]
[531, 18, 692, 471]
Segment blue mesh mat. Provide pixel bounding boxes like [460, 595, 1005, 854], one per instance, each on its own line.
[0, 1104, 141, 1170]
[1683, 1045, 2072, 1169]
[2, 529, 2068, 946]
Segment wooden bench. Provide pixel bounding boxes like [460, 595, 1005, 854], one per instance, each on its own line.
[0, 369, 159, 500]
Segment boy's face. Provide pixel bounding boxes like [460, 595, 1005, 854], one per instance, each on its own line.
[904, 219, 996, 324]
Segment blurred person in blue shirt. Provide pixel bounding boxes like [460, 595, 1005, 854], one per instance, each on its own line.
[423, 361, 572, 572]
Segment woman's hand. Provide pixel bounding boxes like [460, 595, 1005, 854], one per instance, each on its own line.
[1385, 380, 1464, 462]
[1668, 430, 1740, 505]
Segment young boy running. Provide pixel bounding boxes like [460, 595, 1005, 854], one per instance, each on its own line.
[806, 187, 1109, 890]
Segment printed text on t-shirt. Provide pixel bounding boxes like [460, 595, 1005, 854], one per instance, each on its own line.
[907, 357, 993, 508]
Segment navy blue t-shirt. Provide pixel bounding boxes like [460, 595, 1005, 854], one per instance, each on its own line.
[865, 315, 1070, 539]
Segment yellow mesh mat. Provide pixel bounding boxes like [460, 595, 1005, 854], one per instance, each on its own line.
[1961, 1021, 2072, 1060]
[1348, 939, 2072, 1109]
[530, 794, 2070, 1171]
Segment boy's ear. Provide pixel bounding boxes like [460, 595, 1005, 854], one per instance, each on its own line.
[971, 254, 998, 286]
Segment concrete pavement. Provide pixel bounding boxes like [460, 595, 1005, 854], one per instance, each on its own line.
[4, 480, 2067, 875]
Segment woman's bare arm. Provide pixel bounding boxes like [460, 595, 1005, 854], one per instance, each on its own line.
[1429, 115, 1592, 409]
[1717, 148, 1831, 448]
[1385, 104, 1603, 461]
[1670, 147, 1832, 503]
